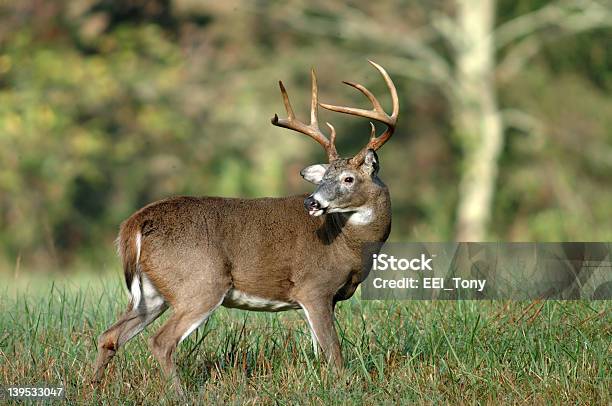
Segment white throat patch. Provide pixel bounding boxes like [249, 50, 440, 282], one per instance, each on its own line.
[347, 207, 374, 225]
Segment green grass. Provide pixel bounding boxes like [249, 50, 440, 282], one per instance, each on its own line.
[0, 272, 610, 404]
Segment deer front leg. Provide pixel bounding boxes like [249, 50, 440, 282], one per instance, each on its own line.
[299, 299, 343, 369]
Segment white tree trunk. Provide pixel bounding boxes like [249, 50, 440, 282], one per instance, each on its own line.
[454, 0, 503, 241]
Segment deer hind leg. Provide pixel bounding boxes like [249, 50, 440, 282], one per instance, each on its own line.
[148, 292, 226, 394]
[299, 299, 343, 369]
[93, 274, 167, 383]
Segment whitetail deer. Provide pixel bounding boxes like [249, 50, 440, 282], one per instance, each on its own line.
[93, 60, 399, 391]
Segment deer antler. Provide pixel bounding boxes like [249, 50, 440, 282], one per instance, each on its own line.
[271, 69, 339, 162]
[319, 60, 399, 165]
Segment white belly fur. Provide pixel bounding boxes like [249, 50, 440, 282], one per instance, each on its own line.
[222, 289, 300, 312]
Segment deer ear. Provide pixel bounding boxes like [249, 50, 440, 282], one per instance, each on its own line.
[361, 149, 379, 176]
[300, 164, 329, 184]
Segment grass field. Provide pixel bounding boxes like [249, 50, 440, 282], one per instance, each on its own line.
[0, 271, 610, 404]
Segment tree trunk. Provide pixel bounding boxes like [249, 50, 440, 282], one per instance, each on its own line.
[453, 0, 503, 241]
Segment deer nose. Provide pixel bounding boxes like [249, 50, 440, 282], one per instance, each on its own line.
[304, 195, 321, 211]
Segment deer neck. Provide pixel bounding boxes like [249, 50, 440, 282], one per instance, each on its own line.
[319, 186, 391, 254]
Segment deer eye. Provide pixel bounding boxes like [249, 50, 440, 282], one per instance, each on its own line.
[343, 176, 354, 184]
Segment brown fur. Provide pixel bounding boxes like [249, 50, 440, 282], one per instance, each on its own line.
[93, 181, 390, 390]
[123, 190, 389, 305]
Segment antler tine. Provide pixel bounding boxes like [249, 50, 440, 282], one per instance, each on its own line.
[368, 122, 376, 140]
[319, 60, 399, 165]
[310, 69, 318, 127]
[271, 69, 339, 161]
[279, 80, 296, 120]
[323, 80, 386, 121]
[326, 122, 336, 145]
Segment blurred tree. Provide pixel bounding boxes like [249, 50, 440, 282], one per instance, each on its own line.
[276, 0, 611, 241]
[453, 0, 611, 241]
[0, 0, 610, 270]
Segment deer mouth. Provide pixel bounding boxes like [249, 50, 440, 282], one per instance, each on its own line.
[304, 194, 328, 216]
[308, 207, 326, 217]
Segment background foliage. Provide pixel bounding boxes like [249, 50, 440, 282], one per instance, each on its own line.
[0, 0, 610, 270]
